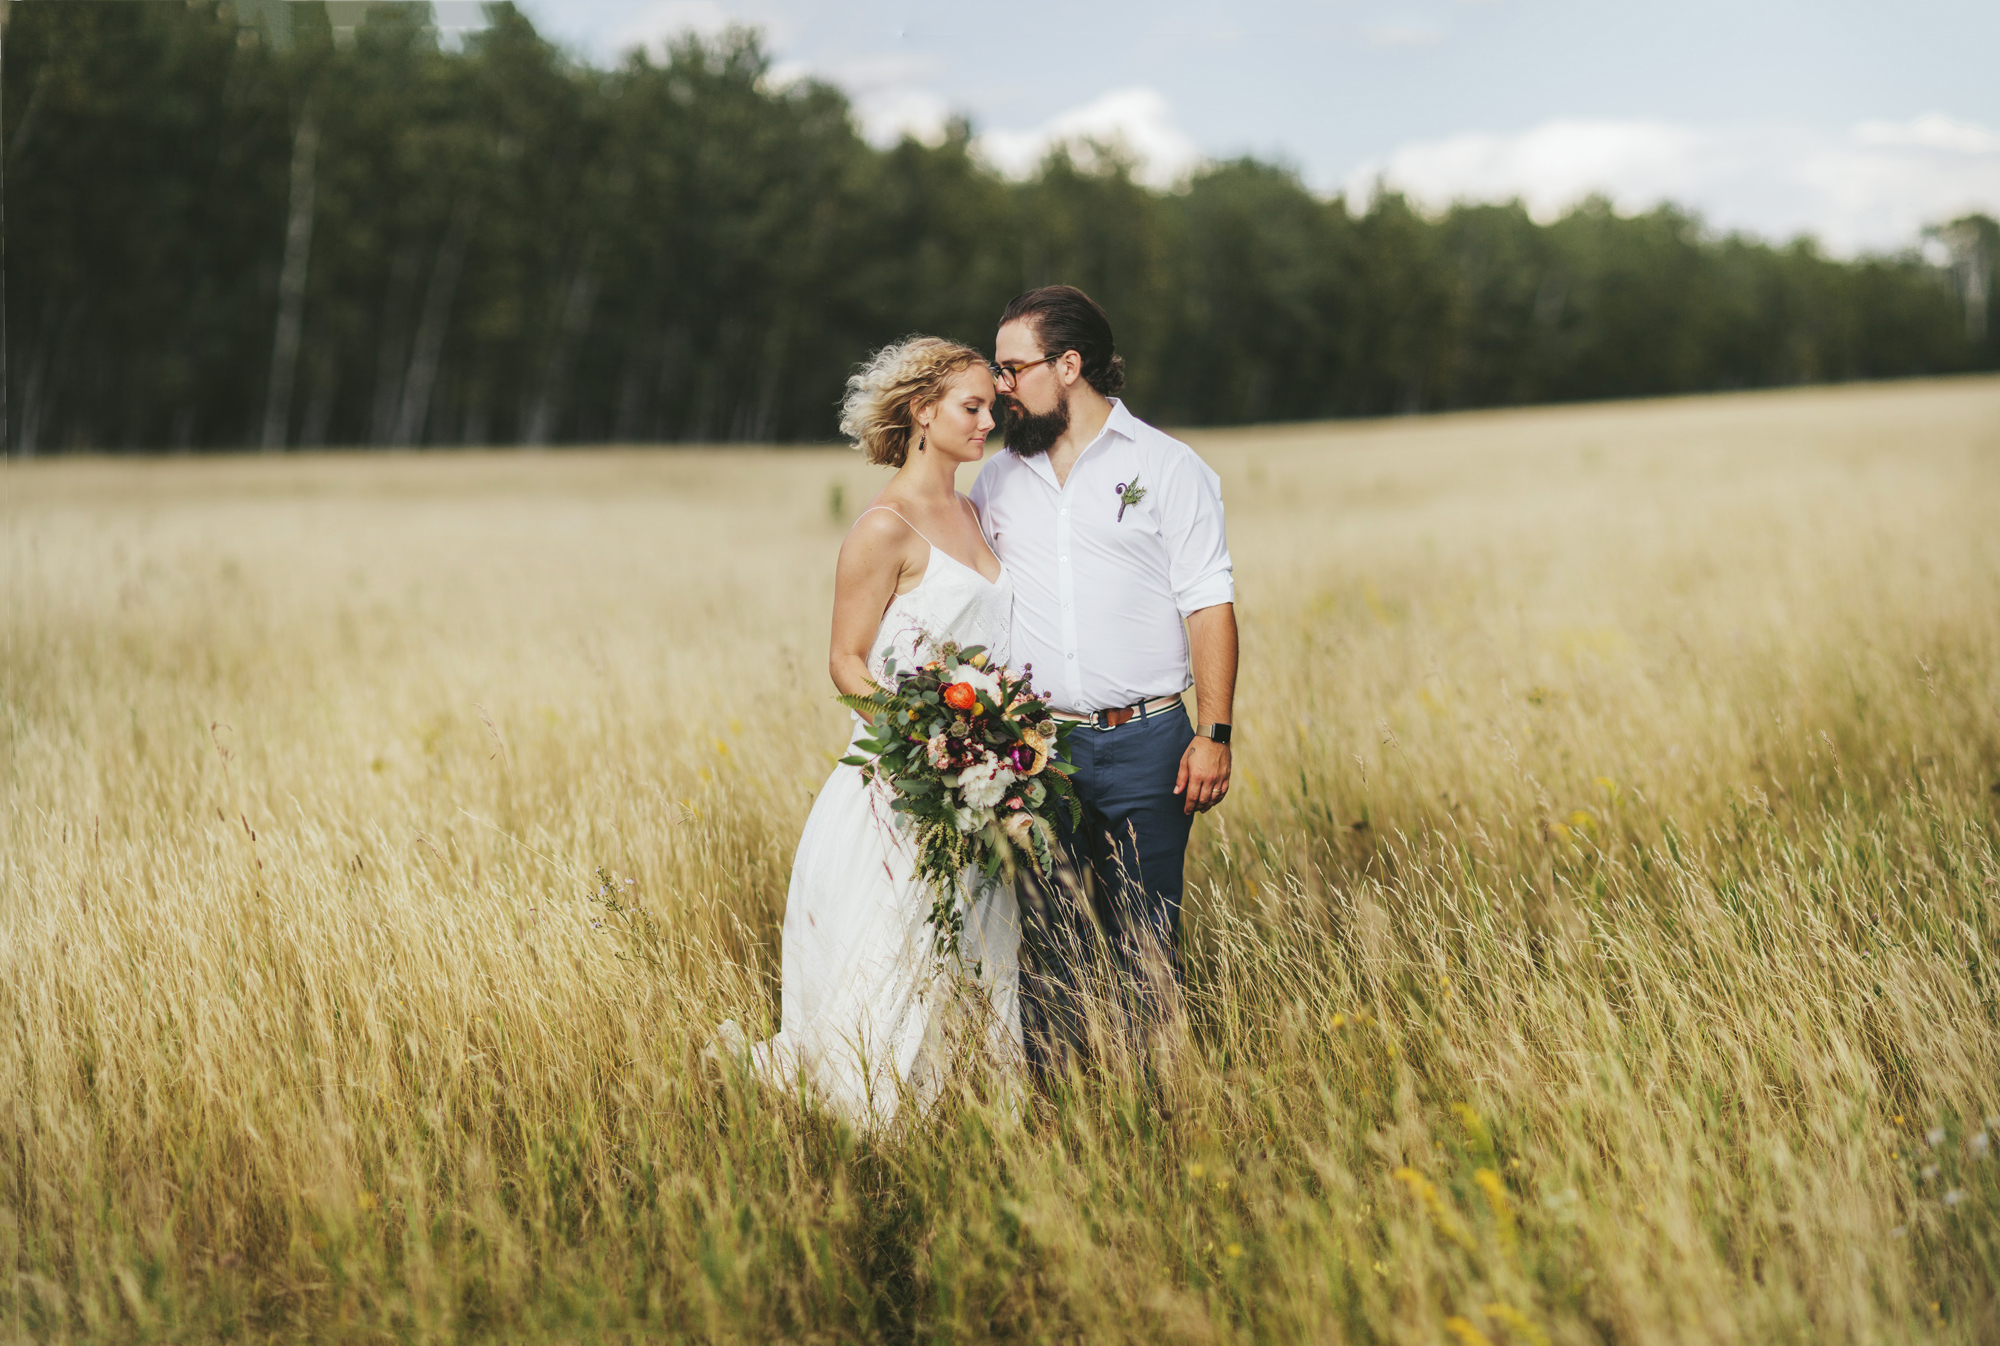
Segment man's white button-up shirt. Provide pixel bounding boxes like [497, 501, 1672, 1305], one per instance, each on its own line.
[969, 399, 1234, 715]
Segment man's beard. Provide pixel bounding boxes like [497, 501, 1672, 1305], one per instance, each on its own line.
[1001, 392, 1069, 457]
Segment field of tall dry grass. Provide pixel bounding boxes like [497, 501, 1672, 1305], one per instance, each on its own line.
[5, 377, 2000, 1344]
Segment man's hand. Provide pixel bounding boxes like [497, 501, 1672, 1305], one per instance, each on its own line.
[1175, 736, 1232, 814]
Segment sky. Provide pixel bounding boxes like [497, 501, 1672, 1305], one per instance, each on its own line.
[479, 0, 2000, 255]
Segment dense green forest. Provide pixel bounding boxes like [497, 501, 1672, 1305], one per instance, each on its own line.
[5, 1, 1996, 453]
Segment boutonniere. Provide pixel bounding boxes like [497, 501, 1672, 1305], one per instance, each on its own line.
[1115, 475, 1147, 521]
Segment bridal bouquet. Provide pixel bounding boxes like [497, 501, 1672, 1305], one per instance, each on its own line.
[839, 643, 1081, 958]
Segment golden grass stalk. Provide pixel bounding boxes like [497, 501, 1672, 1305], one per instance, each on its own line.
[3, 378, 1999, 1342]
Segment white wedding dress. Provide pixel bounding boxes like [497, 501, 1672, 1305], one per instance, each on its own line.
[735, 509, 1022, 1128]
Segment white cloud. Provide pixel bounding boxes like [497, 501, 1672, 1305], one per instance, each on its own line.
[976, 88, 1203, 189]
[611, 1, 730, 50]
[1344, 114, 2000, 253]
[851, 85, 954, 147]
[431, 2, 488, 49]
[1364, 23, 1447, 47]
[1345, 119, 1709, 217]
[1854, 113, 2000, 156]
[763, 57, 812, 87]
[1793, 120, 2000, 252]
[800, 53, 952, 146]
[605, 6, 949, 144]
[608, 0, 792, 58]
[814, 53, 941, 90]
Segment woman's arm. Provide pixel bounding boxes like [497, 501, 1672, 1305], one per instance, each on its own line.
[829, 510, 919, 697]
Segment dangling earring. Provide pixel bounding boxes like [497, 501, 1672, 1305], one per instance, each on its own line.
[917, 431, 927, 452]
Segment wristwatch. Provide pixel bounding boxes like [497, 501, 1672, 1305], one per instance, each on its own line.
[1195, 723, 1232, 745]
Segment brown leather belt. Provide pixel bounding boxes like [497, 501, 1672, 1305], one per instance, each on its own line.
[1049, 692, 1187, 731]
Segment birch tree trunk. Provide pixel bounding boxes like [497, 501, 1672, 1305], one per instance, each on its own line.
[1943, 221, 1991, 343]
[259, 101, 318, 451]
[368, 241, 421, 445]
[522, 255, 597, 446]
[393, 197, 477, 445]
[17, 295, 80, 457]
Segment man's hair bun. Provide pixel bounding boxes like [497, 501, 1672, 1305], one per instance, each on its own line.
[999, 286, 1124, 397]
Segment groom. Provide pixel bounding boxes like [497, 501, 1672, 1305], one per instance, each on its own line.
[969, 285, 1237, 1079]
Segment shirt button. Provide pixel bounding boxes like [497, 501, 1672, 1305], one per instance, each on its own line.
[1066, 652, 1075, 659]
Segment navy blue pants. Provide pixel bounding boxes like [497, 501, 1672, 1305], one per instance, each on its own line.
[1018, 706, 1196, 1078]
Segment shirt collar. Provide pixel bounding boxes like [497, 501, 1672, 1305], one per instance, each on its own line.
[1012, 397, 1136, 489]
[1100, 398, 1139, 444]
[1068, 398, 1135, 474]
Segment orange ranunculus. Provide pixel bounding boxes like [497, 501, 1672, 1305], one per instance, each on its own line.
[943, 682, 977, 711]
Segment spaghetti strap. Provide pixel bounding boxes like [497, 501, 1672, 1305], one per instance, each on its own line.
[957, 493, 1006, 575]
[855, 505, 936, 549]
[728, 489, 1018, 1129]
[856, 502, 1004, 587]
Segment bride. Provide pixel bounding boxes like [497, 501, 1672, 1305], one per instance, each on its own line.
[719, 337, 1022, 1127]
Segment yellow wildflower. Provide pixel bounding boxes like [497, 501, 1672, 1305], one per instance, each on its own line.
[1473, 1169, 1516, 1254]
[1445, 1317, 1494, 1346]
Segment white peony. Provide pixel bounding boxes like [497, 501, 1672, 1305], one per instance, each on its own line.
[953, 805, 989, 834]
[955, 760, 1015, 809]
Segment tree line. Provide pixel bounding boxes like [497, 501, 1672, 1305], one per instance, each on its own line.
[5, 1, 1996, 454]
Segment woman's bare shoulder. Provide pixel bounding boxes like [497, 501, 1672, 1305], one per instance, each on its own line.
[838, 503, 924, 572]
[847, 500, 919, 543]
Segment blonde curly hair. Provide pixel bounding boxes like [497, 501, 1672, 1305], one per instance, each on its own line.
[839, 336, 988, 467]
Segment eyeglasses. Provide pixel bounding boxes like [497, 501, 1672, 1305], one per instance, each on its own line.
[988, 354, 1060, 387]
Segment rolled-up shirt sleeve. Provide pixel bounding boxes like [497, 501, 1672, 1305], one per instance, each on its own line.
[1160, 449, 1234, 616]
